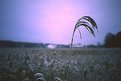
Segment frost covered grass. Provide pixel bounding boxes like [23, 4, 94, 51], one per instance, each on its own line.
[0, 48, 121, 81]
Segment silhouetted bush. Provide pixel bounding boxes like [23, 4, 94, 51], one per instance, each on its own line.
[115, 31, 121, 47]
[104, 31, 121, 47]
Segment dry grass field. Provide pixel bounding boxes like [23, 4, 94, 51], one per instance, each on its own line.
[0, 48, 121, 81]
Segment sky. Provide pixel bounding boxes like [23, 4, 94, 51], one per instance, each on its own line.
[0, 0, 121, 45]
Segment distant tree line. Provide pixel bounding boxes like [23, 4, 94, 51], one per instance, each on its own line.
[104, 31, 121, 48]
[0, 40, 46, 48]
[0, 40, 70, 48]
[0, 31, 121, 48]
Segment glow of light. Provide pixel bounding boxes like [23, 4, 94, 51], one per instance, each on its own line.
[38, 0, 83, 44]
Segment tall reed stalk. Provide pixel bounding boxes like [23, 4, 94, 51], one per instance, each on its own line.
[71, 16, 98, 47]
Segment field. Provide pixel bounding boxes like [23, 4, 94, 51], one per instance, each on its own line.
[0, 48, 121, 81]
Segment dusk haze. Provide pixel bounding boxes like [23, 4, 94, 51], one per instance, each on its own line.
[0, 1, 121, 81]
[1, 0, 121, 45]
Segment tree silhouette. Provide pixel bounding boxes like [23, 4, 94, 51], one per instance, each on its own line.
[104, 32, 115, 47]
[70, 16, 98, 47]
[104, 31, 121, 47]
[115, 31, 121, 47]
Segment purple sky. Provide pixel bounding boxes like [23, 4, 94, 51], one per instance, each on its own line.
[0, 0, 121, 45]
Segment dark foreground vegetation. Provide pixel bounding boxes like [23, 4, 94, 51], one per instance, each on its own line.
[0, 48, 121, 81]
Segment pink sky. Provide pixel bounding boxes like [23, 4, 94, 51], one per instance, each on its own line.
[1, 0, 121, 45]
[38, 0, 91, 44]
[40, 0, 81, 44]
